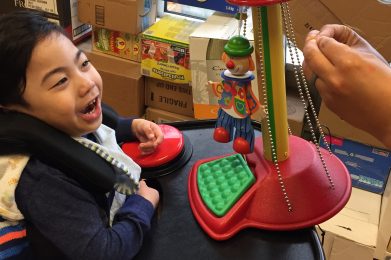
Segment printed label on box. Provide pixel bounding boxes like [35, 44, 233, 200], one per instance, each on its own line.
[168, 0, 239, 14]
[141, 39, 190, 83]
[70, 0, 91, 41]
[93, 28, 140, 62]
[145, 78, 193, 116]
[24, 0, 58, 14]
[321, 136, 391, 194]
[141, 15, 201, 83]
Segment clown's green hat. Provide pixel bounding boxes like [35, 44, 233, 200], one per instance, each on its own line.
[224, 35, 254, 57]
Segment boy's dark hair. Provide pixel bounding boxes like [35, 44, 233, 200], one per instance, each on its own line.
[0, 10, 65, 107]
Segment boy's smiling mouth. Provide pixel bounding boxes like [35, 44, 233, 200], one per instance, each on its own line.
[79, 96, 101, 122]
[83, 98, 97, 114]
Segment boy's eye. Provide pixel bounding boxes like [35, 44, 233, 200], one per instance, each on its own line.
[82, 60, 90, 68]
[53, 77, 68, 88]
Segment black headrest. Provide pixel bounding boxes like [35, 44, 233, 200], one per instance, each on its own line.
[0, 111, 116, 193]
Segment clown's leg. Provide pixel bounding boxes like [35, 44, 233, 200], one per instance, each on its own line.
[233, 116, 254, 154]
[214, 109, 233, 143]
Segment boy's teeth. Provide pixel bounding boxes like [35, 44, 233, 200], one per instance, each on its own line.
[84, 98, 97, 114]
[87, 106, 95, 114]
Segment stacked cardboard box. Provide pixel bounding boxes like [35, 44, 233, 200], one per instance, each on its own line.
[318, 104, 386, 149]
[141, 15, 201, 122]
[320, 137, 391, 195]
[0, 0, 91, 44]
[145, 77, 193, 117]
[375, 175, 391, 259]
[141, 15, 201, 84]
[317, 109, 391, 259]
[79, 0, 157, 63]
[77, 0, 158, 117]
[316, 176, 391, 260]
[78, 0, 157, 35]
[92, 28, 142, 62]
[145, 107, 194, 124]
[316, 187, 381, 260]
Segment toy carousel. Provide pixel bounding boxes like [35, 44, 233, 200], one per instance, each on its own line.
[188, 0, 352, 240]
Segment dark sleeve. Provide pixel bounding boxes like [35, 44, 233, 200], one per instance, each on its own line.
[114, 117, 137, 143]
[101, 103, 137, 143]
[15, 158, 154, 260]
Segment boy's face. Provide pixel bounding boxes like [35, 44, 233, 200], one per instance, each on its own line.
[9, 33, 103, 137]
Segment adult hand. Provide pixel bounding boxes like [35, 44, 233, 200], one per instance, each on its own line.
[302, 24, 391, 148]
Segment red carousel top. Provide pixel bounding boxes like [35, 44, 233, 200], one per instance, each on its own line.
[226, 0, 289, 6]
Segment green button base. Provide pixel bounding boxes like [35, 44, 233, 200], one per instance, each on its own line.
[197, 154, 255, 217]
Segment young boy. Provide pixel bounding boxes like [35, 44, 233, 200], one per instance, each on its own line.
[0, 11, 162, 259]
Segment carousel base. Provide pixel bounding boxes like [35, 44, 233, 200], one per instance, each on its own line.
[188, 135, 352, 240]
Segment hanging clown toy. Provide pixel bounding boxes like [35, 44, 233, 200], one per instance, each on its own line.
[209, 35, 263, 154]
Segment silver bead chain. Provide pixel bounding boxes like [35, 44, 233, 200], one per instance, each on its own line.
[255, 7, 293, 211]
[281, 2, 335, 189]
[287, 125, 293, 136]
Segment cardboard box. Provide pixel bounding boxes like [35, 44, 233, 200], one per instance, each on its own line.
[92, 27, 141, 62]
[0, 0, 92, 43]
[145, 77, 193, 117]
[320, 136, 391, 194]
[166, 0, 240, 14]
[80, 43, 145, 117]
[145, 107, 194, 123]
[289, 0, 391, 62]
[78, 0, 157, 34]
[375, 175, 391, 259]
[316, 187, 381, 260]
[141, 15, 201, 84]
[286, 91, 306, 137]
[318, 103, 387, 149]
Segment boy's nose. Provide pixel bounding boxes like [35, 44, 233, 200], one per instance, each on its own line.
[78, 75, 95, 96]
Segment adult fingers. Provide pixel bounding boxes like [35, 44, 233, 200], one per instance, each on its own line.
[302, 35, 335, 80]
[319, 24, 365, 48]
[318, 24, 351, 43]
[302, 30, 321, 80]
[305, 30, 320, 42]
[317, 36, 353, 67]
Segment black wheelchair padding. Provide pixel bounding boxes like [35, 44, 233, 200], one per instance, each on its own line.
[0, 111, 116, 193]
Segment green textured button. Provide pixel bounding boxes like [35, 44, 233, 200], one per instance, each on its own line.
[197, 154, 255, 217]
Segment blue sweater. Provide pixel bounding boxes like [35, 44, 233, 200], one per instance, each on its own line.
[14, 119, 155, 259]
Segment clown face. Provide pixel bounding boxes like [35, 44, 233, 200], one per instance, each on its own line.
[222, 52, 255, 76]
[226, 56, 251, 75]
